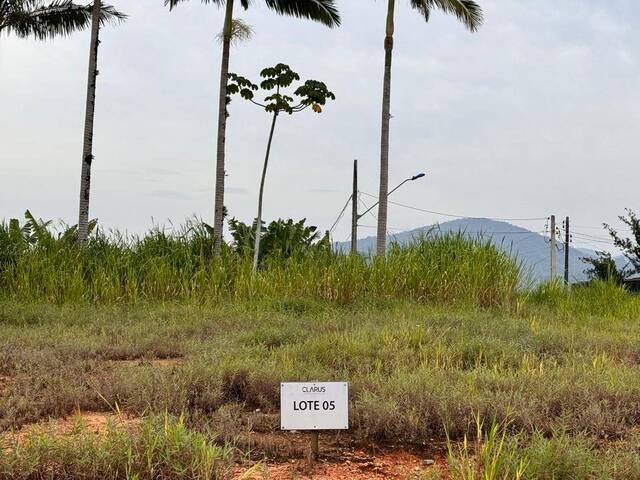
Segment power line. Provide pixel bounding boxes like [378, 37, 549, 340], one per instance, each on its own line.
[571, 225, 608, 230]
[329, 194, 352, 234]
[572, 224, 633, 232]
[572, 232, 616, 243]
[358, 224, 405, 232]
[571, 238, 617, 248]
[359, 191, 548, 222]
[571, 231, 615, 242]
[356, 226, 546, 236]
[358, 196, 377, 222]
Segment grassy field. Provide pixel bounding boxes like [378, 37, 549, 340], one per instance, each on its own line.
[1, 284, 640, 479]
[2, 223, 640, 478]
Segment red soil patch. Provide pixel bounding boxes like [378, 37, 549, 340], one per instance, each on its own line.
[232, 432, 448, 480]
[4, 411, 139, 446]
[233, 450, 445, 479]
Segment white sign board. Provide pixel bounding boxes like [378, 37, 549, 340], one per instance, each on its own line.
[280, 382, 349, 431]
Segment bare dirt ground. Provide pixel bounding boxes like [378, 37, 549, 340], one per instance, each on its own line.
[232, 431, 448, 480]
[3, 411, 139, 446]
[232, 450, 446, 480]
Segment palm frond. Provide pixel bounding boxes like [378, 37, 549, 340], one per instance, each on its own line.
[1, 0, 126, 40]
[164, 0, 338, 24]
[164, 0, 224, 12]
[410, 0, 483, 32]
[216, 17, 253, 44]
[263, 0, 340, 27]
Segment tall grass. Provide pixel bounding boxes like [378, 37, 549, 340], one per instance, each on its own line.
[444, 418, 640, 480]
[0, 220, 520, 307]
[0, 413, 233, 479]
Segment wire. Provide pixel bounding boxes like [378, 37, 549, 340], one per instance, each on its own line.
[358, 224, 405, 232]
[328, 194, 352, 234]
[359, 191, 548, 222]
[572, 224, 633, 232]
[571, 225, 607, 230]
[572, 231, 616, 242]
[571, 231, 615, 242]
[356, 226, 546, 236]
[358, 196, 377, 222]
[572, 237, 616, 246]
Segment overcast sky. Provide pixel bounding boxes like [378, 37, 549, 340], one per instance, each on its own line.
[1, 0, 638, 251]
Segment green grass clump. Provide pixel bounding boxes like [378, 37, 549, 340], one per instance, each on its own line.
[0, 413, 232, 479]
[443, 419, 640, 480]
[0, 219, 519, 307]
[525, 280, 640, 319]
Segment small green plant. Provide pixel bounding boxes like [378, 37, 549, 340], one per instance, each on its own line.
[447, 416, 526, 480]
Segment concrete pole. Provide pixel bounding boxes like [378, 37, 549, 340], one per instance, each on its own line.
[550, 215, 557, 280]
[351, 160, 358, 254]
[564, 216, 570, 285]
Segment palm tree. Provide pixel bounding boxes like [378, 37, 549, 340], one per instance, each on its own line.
[1, 1, 126, 245]
[375, 0, 483, 256]
[165, 0, 340, 257]
[0, 0, 123, 40]
[77, 0, 125, 244]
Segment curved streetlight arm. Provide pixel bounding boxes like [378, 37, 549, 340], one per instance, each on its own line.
[357, 172, 426, 220]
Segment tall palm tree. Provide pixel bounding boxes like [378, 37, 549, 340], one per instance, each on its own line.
[0, 0, 123, 40]
[375, 0, 483, 256]
[1, 1, 125, 245]
[165, 0, 340, 256]
[76, 0, 125, 244]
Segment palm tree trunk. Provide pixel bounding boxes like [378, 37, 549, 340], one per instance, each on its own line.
[213, 0, 235, 257]
[252, 112, 278, 274]
[77, 0, 101, 245]
[376, 0, 395, 257]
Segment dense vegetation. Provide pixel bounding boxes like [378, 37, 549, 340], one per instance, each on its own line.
[0, 215, 519, 307]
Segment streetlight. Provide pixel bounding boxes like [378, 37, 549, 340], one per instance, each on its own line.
[350, 160, 426, 254]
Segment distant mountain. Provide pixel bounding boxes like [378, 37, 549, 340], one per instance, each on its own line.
[335, 218, 625, 284]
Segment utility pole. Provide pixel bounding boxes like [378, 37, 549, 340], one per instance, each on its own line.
[564, 216, 570, 285]
[345, 164, 425, 253]
[351, 160, 358, 254]
[550, 215, 557, 280]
